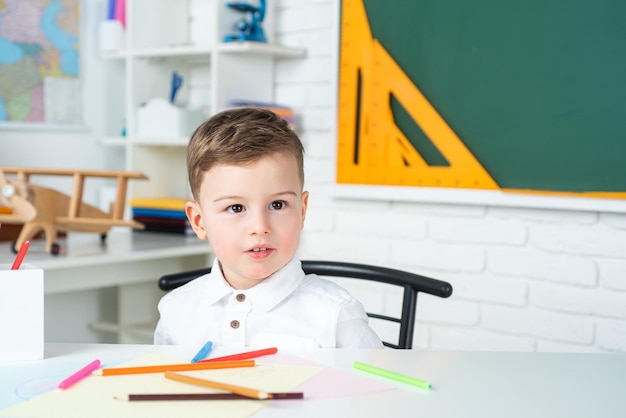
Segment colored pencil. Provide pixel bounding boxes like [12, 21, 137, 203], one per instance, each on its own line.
[11, 240, 30, 270]
[93, 359, 254, 376]
[164, 371, 271, 400]
[115, 392, 304, 401]
[198, 347, 278, 363]
[58, 359, 101, 389]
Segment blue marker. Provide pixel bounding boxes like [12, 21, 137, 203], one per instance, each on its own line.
[107, 0, 116, 20]
[191, 341, 213, 363]
[169, 71, 183, 104]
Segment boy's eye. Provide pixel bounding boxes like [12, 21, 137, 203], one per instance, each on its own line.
[227, 204, 244, 213]
[270, 200, 286, 210]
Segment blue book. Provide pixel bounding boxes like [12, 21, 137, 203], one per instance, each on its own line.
[132, 208, 186, 220]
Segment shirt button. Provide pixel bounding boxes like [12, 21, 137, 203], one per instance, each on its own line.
[230, 320, 240, 329]
[236, 294, 246, 302]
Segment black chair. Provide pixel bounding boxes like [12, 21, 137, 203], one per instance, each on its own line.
[158, 260, 453, 349]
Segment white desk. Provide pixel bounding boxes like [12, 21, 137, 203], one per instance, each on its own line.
[1, 343, 625, 418]
[1, 230, 211, 343]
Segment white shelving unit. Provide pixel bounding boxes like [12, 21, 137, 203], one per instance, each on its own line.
[93, 0, 304, 343]
[100, 0, 306, 201]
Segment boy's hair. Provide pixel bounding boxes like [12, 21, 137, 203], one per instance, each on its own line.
[187, 107, 305, 199]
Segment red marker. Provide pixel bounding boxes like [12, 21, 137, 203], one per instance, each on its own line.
[198, 347, 278, 363]
[11, 240, 30, 270]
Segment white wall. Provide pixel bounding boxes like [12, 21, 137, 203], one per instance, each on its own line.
[274, 0, 626, 353]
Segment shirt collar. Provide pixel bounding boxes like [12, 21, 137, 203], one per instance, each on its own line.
[204, 257, 305, 312]
[203, 258, 234, 305]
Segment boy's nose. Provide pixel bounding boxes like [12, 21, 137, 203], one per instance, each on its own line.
[248, 210, 270, 235]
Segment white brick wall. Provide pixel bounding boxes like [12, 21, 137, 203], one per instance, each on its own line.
[275, 0, 626, 352]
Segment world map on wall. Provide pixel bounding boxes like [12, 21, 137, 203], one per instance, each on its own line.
[0, 0, 80, 124]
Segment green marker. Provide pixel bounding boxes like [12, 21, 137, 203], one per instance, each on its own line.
[353, 361, 432, 389]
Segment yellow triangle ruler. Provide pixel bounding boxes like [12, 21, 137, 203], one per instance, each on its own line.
[337, 0, 498, 189]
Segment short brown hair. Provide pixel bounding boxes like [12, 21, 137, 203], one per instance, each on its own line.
[187, 107, 304, 199]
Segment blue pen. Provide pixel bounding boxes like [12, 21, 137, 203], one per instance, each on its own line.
[191, 341, 213, 363]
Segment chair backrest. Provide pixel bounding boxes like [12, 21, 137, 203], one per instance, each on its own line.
[158, 260, 453, 349]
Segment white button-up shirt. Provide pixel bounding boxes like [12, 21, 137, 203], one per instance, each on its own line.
[154, 257, 383, 349]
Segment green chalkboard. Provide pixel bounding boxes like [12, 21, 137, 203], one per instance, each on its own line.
[362, 0, 626, 193]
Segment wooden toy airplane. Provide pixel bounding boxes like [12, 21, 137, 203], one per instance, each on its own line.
[0, 167, 148, 255]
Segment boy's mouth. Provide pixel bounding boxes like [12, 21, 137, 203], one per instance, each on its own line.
[247, 247, 273, 259]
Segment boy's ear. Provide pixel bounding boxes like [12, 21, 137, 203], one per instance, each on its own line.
[185, 200, 207, 240]
[300, 190, 309, 229]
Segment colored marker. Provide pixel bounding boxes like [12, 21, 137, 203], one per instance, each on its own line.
[198, 347, 277, 363]
[353, 361, 432, 389]
[191, 340, 213, 363]
[11, 240, 30, 270]
[58, 359, 101, 389]
[107, 0, 116, 19]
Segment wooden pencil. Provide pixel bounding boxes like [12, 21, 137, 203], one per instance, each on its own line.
[92, 359, 254, 376]
[164, 371, 271, 400]
[115, 392, 304, 401]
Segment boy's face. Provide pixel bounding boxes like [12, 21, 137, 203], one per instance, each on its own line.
[185, 153, 308, 290]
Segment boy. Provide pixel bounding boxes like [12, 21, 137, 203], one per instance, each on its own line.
[154, 107, 383, 349]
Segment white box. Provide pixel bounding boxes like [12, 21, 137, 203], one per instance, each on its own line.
[0, 264, 44, 363]
[137, 98, 204, 139]
[99, 20, 125, 53]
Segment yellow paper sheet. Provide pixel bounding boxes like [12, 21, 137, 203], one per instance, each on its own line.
[0, 354, 324, 418]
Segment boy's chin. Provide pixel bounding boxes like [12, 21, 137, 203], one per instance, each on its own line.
[243, 262, 284, 282]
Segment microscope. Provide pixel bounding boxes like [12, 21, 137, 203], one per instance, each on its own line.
[223, 0, 267, 43]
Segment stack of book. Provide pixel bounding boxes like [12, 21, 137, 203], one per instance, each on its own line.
[225, 99, 295, 130]
[130, 197, 192, 235]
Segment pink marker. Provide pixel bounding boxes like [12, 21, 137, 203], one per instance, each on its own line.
[58, 359, 101, 390]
